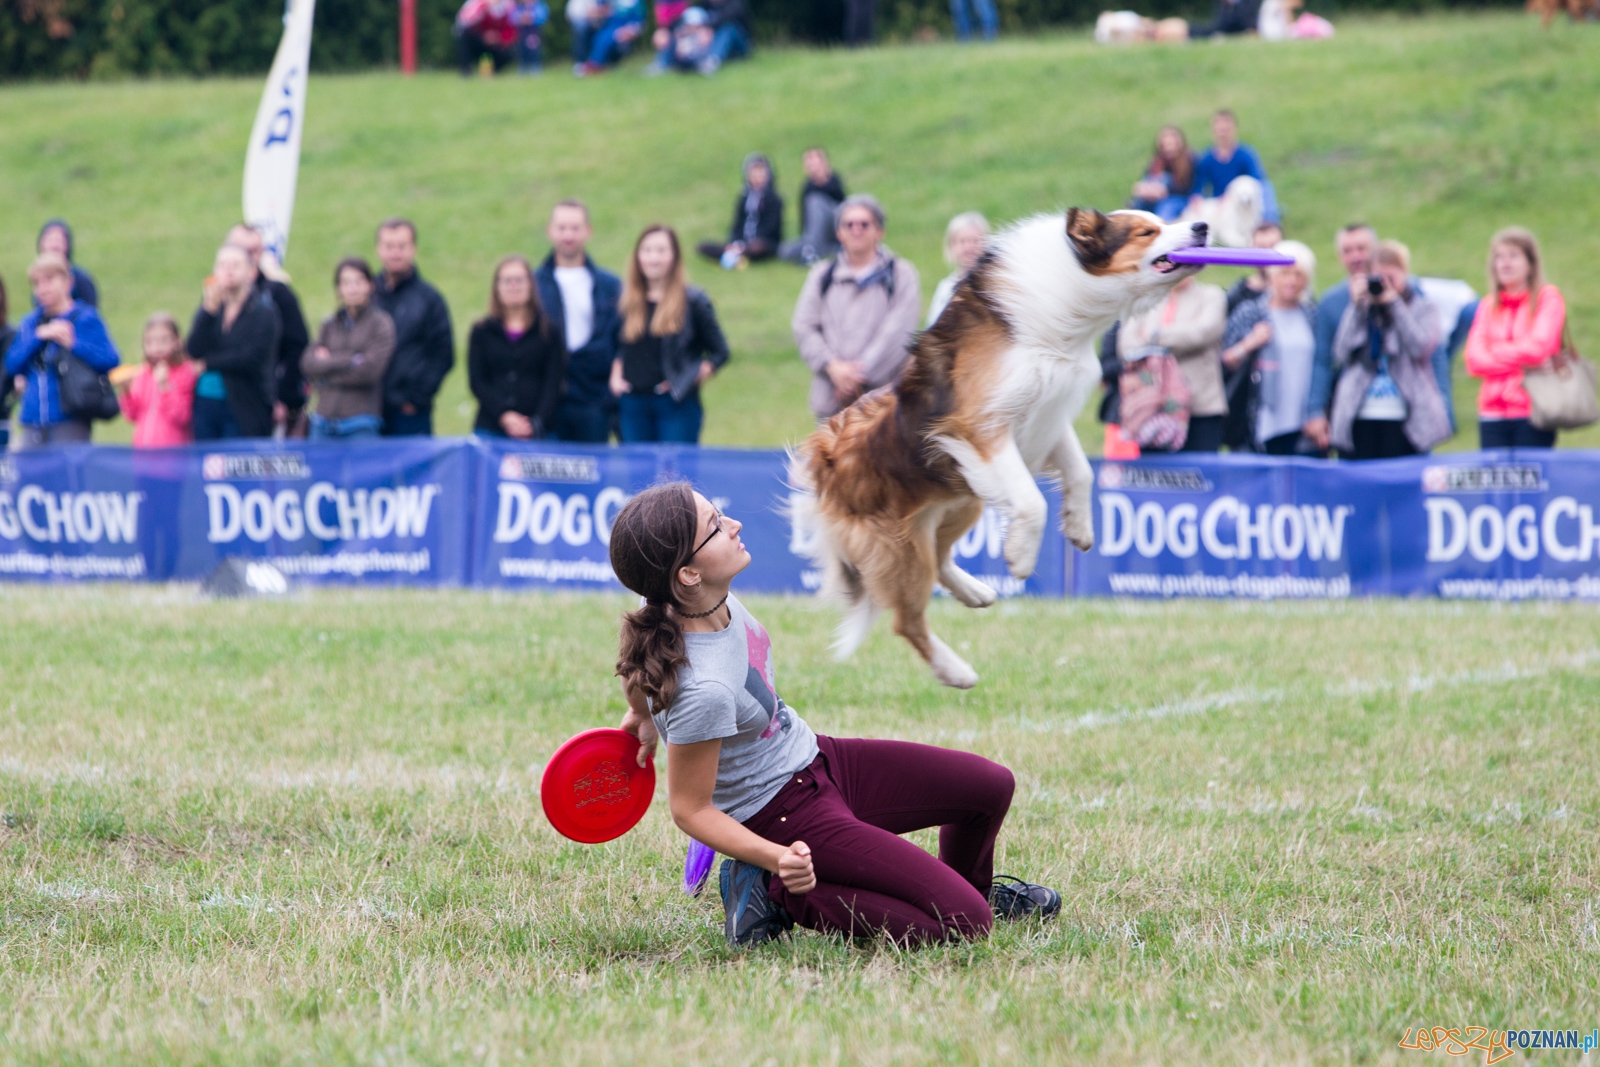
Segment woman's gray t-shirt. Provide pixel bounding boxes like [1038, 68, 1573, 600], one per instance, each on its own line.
[651, 594, 819, 823]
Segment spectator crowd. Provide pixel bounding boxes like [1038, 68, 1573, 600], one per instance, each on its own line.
[0, 119, 1576, 459]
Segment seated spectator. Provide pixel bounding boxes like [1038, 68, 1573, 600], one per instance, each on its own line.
[470, 254, 566, 439]
[697, 153, 784, 267]
[1117, 274, 1229, 452]
[649, 0, 749, 75]
[926, 212, 989, 328]
[951, 0, 998, 41]
[35, 219, 98, 308]
[536, 199, 622, 442]
[301, 258, 396, 441]
[188, 243, 282, 440]
[0, 273, 14, 451]
[1465, 227, 1567, 450]
[512, 0, 550, 72]
[610, 225, 730, 443]
[780, 147, 847, 266]
[3, 253, 120, 449]
[1221, 240, 1320, 455]
[1225, 221, 1284, 314]
[1188, 0, 1260, 38]
[575, 0, 644, 74]
[1323, 240, 1448, 459]
[116, 312, 199, 448]
[455, 0, 519, 75]
[1186, 110, 1280, 237]
[567, 0, 605, 63]
[792, 194, 922, 420]
[1128, 126, 1197, 223]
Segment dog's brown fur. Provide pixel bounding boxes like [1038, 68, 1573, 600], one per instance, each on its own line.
[798, 209, 1163, 679]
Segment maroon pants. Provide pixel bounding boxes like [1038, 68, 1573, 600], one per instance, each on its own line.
[742, 735, 1014, 945]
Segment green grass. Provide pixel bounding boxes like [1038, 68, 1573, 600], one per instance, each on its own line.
[1, 585, 1597, 1063]
[3, 13, 1600, 449]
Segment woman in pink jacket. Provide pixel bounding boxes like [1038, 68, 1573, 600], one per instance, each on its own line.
[117, 312, 199, 448]
[1464, 227, 1565, 449]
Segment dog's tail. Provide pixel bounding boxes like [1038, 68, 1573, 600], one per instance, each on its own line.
[788, 427, 880, 661]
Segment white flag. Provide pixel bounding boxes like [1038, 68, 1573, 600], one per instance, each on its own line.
[243, 0, 316, 265]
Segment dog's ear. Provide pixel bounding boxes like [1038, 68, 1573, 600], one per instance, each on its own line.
[1066, 208, 1114, 272]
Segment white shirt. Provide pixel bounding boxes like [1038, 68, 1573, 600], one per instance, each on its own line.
[553, 265, 594, 353]
[926, 271, 961, 329]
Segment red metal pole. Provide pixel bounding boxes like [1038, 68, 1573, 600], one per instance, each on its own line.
[400, 0, 417, 74]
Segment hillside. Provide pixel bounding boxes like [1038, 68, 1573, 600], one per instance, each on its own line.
[1, 12, 1596, 449]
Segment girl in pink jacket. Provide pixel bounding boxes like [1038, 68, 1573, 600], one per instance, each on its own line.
[1464, 227, 1566, 449]
[117, 312, 199, 448]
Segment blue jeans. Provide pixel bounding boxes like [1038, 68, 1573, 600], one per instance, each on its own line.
[310, 413, 382, 440]
[551, 398, 612, 443]
[192, 397, 242, 441]
[950, 0, 996, 40]
[1130, 194, 1189, 222]
[588, 15, 642, 65]
[382, 404, 434, 437]
[618, 391, 703, 444]
[710, 23, 750, 62]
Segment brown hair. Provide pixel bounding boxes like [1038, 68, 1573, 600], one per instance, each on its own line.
[1487, 227, 1545, 308]
[333, 256, 373, 288]
[551, 198, 590, 223]
[375, 217, 417, 243]
[485, 254, 548, 334]
[1372, 239, 1410, 273]
[619, 225, 688, 342]
[27, 253, 72, 285]
[142, 312, 187, 362]
[609, 482, 701, 711]
[1152, 125, 1193, 194]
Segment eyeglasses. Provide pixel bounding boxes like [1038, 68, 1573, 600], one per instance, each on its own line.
[691, 508, 728, 558]
[839, 219, 878, 231]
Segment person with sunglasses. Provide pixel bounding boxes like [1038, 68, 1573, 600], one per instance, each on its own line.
[610, 481, 1060, 947]
[791, 193, 921, 421]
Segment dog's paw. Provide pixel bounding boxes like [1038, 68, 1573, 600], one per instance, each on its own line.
[1062, 512, 1095, 554]
[929, 637, 980, 689]
[958, 580, 998, 609]
[1004, 547, 1039, 580]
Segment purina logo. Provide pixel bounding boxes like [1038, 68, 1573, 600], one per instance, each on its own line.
[1421, 464, 1545, 494]
[1097, 464, 1212, 493]
[498, 454, 600, 483]
[201, 453, 310, 481]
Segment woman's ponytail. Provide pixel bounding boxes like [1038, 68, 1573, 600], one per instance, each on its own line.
[608, 482, 701, 712]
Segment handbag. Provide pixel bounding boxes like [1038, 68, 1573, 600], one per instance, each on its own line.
[1523, 321, 1599, 431]
[1118, 345, 1192, 451]
[56, 350, 123, 422]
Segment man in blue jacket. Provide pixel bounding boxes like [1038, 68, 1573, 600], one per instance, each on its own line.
[4, 254, 119, 448]
[1191, 110, 1280, 224]
[535, 199, 621, 443]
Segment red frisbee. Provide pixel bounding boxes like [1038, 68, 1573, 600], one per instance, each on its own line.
[1167, 247, 1296, 268]
[541, 728, 656, 843]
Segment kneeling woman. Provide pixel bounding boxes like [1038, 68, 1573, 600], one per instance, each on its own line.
[611, 483, 1059, 946]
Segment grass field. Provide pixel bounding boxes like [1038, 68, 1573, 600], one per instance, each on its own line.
[1, 586, 1597, 1064]
[3, 13, 1600, 449]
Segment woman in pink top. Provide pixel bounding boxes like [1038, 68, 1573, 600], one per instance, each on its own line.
[117, 312, 199, 448]
[1464, 227, 1566, 449]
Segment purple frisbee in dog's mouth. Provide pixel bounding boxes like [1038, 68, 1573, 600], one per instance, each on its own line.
[1165, 247, 1297, 268]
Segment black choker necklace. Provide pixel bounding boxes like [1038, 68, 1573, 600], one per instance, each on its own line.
[677, 593, 728, 619]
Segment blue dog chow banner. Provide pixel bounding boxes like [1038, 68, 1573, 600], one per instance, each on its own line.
[172, 439, 472, 585]
[468, 439, 1067, 596]
[1074, 450, 1600, 600]
[0, 449, 152, 582]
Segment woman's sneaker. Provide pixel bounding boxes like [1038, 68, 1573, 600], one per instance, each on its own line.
[989, 875, 1062, 921]
[719, 858, 794, 946]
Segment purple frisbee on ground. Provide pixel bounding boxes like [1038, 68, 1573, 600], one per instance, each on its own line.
[684, 840, 716, 896]
[1166, 247, 1296, 268]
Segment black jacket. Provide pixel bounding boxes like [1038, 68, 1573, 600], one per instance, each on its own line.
[727, 187, 784, 248]
[261, 277, 311, 410]
[468, 316, 567, 435]
[187, 290, 282, 437]
[1097, 322, 1122, 424]
[707, 0, 750, 33]
[0, 325, 14, 419]
[535, 254, 622, 409]
[798, 173, 846, 236]
[653, 286, 732, 402]
[373, 268, 455, 413]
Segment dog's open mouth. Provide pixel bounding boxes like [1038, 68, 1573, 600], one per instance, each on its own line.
[1151, 254, 1181, 274]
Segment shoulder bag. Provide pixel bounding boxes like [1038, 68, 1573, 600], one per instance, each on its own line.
[57, 349, 123, 422]
[1523, 309, 1599, 431]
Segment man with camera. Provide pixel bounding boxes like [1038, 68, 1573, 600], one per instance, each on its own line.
[1303, 223, 1375, 452]
[1312, 240, 1450, 460]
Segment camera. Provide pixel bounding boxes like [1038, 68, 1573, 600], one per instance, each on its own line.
[1366, 275, 1385, 298]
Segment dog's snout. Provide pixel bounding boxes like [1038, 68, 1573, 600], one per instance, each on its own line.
[1190, 222, 1209, 240]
